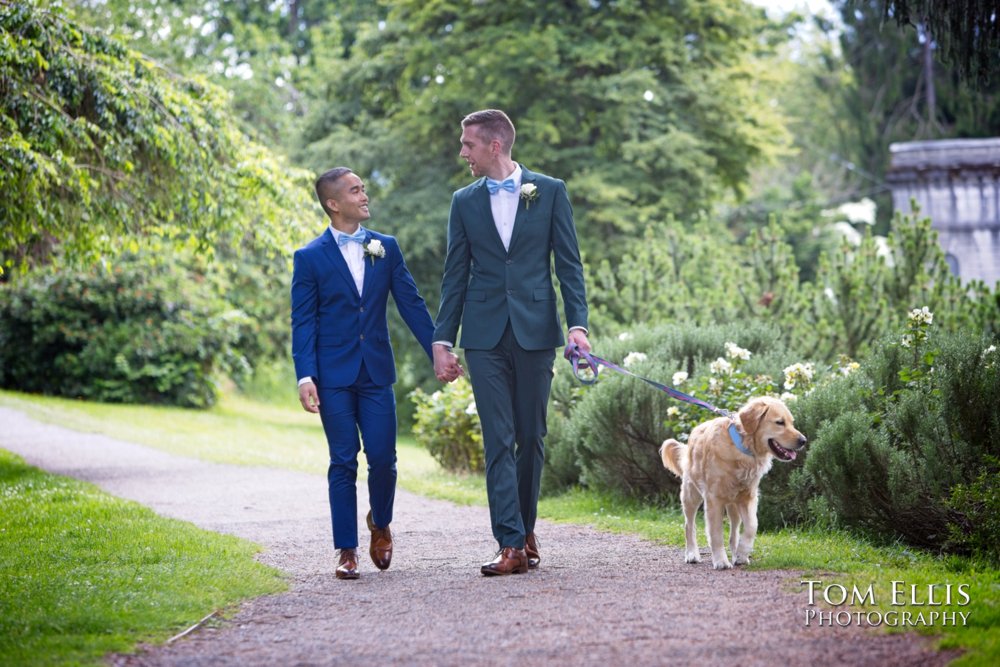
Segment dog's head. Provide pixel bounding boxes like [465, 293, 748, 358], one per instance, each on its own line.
[738, 396, 807, 462]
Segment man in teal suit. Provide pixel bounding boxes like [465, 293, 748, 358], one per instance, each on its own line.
[292, 167, 458, 579]
[433, 110, 591, 576]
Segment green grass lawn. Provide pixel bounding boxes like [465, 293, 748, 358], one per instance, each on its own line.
[1, 388, 997, 666]
[0, 449, 286, 667]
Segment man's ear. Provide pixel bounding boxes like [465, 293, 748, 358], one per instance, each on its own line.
[738, 400, 770, 435]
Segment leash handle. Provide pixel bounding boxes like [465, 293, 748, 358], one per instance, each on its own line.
[567, 343, 600, 385]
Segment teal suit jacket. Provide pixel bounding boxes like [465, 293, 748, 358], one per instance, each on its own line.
[434, 166, 588, 350]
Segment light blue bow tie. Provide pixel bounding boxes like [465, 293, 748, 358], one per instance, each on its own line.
[486, 177, 517, 195]
[337, 228, 366, 246]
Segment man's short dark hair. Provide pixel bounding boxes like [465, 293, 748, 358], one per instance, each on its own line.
[462, 109, 516, 154]
[315, 167, 354, 215]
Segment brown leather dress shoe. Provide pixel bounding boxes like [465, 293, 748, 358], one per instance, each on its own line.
[525, 532, 541, 569]
[336, 548, 360, 580]
[481, 547, 528, 576]
[366, 510, 393, 570]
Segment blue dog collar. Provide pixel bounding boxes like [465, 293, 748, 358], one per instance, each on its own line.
[729, 422, 754, 457]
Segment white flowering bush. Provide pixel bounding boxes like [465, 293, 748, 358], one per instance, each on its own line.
[410, 377, 484, 473]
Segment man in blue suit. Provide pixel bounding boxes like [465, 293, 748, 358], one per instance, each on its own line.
[292, 167, 460, 580]
[433, 110, 591, 576]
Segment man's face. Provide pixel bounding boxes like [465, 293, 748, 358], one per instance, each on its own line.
[327, 173, 370, 224]
[459, 125, 496, 178]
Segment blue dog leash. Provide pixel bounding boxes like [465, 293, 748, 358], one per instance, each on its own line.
[565, 344, 753, 457]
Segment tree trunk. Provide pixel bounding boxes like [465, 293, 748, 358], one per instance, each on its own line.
[922, 22, 936, 127]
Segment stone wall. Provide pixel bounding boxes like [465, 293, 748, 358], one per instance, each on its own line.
[887, 138, 1000, 286]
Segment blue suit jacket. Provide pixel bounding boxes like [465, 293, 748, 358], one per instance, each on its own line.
[434, 166, 588, 351]
[291, 227, 434, 388]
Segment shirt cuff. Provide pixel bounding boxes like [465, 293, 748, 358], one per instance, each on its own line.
[298, 377, 314, 387]
[432, 341, 454, 349]
[568, 326, 588, 335]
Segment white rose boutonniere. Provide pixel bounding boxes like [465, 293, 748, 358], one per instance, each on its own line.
[520, 183, 539, 210]
[363, 238, 386, 265]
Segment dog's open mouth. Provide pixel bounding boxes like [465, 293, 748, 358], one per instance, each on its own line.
[768, 438, 797, 461]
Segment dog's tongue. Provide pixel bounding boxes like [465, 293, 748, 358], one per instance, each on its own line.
[786, 450, 797, 461]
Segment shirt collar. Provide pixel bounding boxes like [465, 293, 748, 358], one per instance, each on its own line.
[330, 225, 364, 240]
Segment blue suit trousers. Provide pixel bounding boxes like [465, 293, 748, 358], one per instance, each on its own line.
[318, 363, 397, 549]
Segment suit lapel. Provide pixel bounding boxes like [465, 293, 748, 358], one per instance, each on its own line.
[507, 167, 535, 254]
[319, 229, 361, 299]
[360, 230, 374, 299]
[470, 180, 508, 253]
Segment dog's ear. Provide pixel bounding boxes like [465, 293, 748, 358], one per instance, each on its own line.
[739, 400, 770, 435]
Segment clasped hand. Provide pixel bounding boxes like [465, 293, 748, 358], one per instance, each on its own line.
[433, 344, 465, 383]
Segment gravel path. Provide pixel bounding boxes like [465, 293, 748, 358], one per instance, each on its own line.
[1, 406, 956, 666]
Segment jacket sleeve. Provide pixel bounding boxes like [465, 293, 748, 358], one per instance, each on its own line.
[290, 249, 319, 382]
[550, 180, 589, 331]
[433, 193, 471, 344]
[388, 238, 436, 361]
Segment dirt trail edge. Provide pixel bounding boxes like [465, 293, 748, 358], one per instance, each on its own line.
[1, 406, 954, 667]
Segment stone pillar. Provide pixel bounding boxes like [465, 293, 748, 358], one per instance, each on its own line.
[887, 138, 1000, 286]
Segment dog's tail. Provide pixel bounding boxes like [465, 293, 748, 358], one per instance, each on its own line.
[659, 438, 686, 477]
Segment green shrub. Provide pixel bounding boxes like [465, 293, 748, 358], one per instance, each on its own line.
[947, 456, 1000, 565]
[802, 315, 1000, 551]
[0, 256, 249, 407]
[410, 377, 484, 473]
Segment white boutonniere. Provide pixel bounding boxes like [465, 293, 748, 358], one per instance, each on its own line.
[363, 238, 386, 265]
[520, 183, 539, 210]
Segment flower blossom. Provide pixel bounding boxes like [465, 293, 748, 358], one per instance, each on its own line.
[623, 351, 647, 367]
[710, 357, 733, 375]
[724, 342, 751, 361]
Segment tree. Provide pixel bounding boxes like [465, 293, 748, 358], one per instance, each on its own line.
[878, 0, 1000, 86]
[0, 1, 313, 273]
[297, 0, 790, 281]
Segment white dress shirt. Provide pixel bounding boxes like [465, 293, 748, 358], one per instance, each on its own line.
[492, 164, 521, 252]
[331, 225, 366, 297]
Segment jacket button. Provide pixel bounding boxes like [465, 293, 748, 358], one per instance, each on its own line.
[360, 306, 365, 312]
[505, 259, 512, 265]
[360, 334, 365, 340]
[506, 289, 513, 295]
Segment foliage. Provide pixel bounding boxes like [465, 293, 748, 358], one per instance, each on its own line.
[947, 455, 1000, 566]
[879, 0, 1000, 87]
[789, 210, 999, 360]
[410, 377, 484, 474]
[0, 254, 251, 407]
[801, 315, 1000, 551]
[0, 1, 313, 272]
[0, 449, 285, 667]
[832, 0, 1000, 224]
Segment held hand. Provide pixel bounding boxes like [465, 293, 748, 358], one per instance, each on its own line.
[565, 329, 591, 359]
[433, 344, 465, 383]
[299, 380, 320, 413]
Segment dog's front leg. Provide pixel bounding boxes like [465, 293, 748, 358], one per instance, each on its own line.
[703, 497, 732, 569]
[733, 498, 758, 566]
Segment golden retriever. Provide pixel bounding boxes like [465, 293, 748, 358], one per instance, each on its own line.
[659, 396, 806, 569]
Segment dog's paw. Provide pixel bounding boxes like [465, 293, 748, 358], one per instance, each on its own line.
[734, 555, 750, 566]
[684, 552, 701, 564]
[712, 559, 733, 570]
